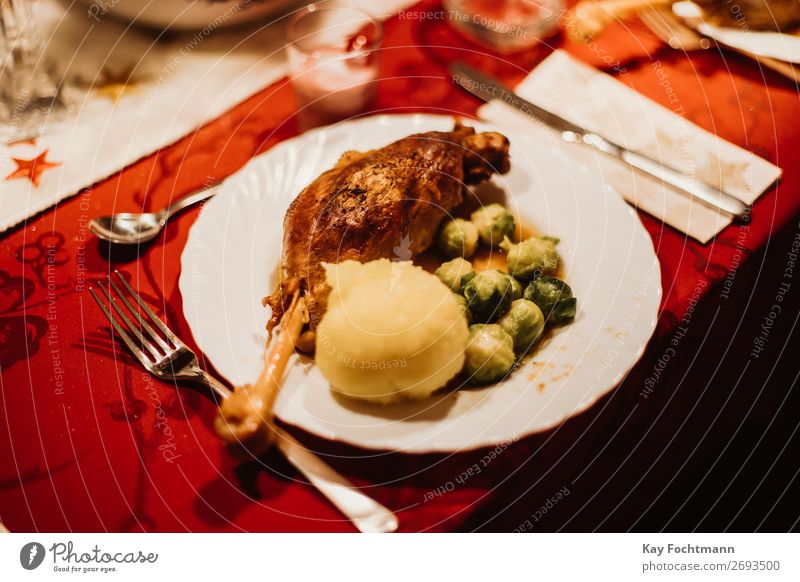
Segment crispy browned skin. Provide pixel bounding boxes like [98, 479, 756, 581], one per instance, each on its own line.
[266, 122, 510, 332]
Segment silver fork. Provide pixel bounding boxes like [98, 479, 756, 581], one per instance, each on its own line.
[640, 8, 800, 83]
[90, 271, 399, 533]
[639, 7, 711, 51]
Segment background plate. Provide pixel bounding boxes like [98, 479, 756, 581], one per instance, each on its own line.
[179, 113, 662, 453]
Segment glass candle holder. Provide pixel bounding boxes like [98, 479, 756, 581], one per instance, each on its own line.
[0, 0, 71, 140]
[287, 6, 383, 129]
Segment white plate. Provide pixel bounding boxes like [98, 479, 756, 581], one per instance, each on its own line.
[179, 114, 661, 453]
[674, 2, 800, 65]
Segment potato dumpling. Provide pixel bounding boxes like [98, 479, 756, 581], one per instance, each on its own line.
[316, 259, 469, 404]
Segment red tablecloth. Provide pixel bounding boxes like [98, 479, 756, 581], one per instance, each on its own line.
[2, 1, 799, 532]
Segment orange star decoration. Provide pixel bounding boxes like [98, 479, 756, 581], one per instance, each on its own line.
[5, 149, 61, 187]
[88, 65, 145, 104]
[7, 136, 37, 147]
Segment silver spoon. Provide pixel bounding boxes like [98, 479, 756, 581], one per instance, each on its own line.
[89, 186, 217, 245]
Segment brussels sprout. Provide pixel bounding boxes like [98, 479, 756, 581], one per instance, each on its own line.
[470, 203, 515, 246]
[458, 271, 476, 294]
[524, 276, 577, 325]
[437, 218, 479, 258]
[452, 293, 473, 325]
[500, 236, 559, 280]
[435, 258, 475, 292]
[503, 272, 523, 300]
[464, 324, 515, 384]
[463, 269, 514, 322]
[499, 299, 545, 352]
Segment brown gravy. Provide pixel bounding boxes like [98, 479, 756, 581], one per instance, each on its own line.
[283, 214, 566, 358]
[417, 214, 565, 280]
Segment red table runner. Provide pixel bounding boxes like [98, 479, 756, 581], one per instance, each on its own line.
[2, 0, 799, 532]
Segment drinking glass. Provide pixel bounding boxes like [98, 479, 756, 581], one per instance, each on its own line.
[0, 0, 71, 141]
[286, 5, 383, 129]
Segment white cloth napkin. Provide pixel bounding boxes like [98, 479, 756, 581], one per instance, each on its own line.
[0, 0, 415, 233]
[478, 50, 782, 243]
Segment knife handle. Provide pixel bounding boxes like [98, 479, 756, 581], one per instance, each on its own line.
[581, 133, 750, 220]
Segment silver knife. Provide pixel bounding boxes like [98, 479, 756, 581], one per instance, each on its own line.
[450, 62, 749, 220]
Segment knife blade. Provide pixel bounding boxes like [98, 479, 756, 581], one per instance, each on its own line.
[450, 62, 749, 220]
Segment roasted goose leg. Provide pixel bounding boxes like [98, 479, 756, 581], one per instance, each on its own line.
[217, 121, 510, 453]
[266, 121, 511, 333]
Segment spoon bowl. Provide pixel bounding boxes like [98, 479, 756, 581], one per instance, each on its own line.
[90, 212, 164, 245]
[88, 186, 218, 245]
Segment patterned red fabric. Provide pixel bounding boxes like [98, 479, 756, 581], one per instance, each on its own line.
[1, 1, 798, 532]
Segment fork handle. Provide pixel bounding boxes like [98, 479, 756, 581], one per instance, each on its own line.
[193, 368, 399, 533]
[272, 427, 399, 533]
[195, 369, 232, 401]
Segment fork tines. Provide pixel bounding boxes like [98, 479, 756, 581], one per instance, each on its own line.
[89, 271, 180, 368]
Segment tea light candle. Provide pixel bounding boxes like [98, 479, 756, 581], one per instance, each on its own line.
[291, 49, 378, 118]
[286, 7, 383, 128]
